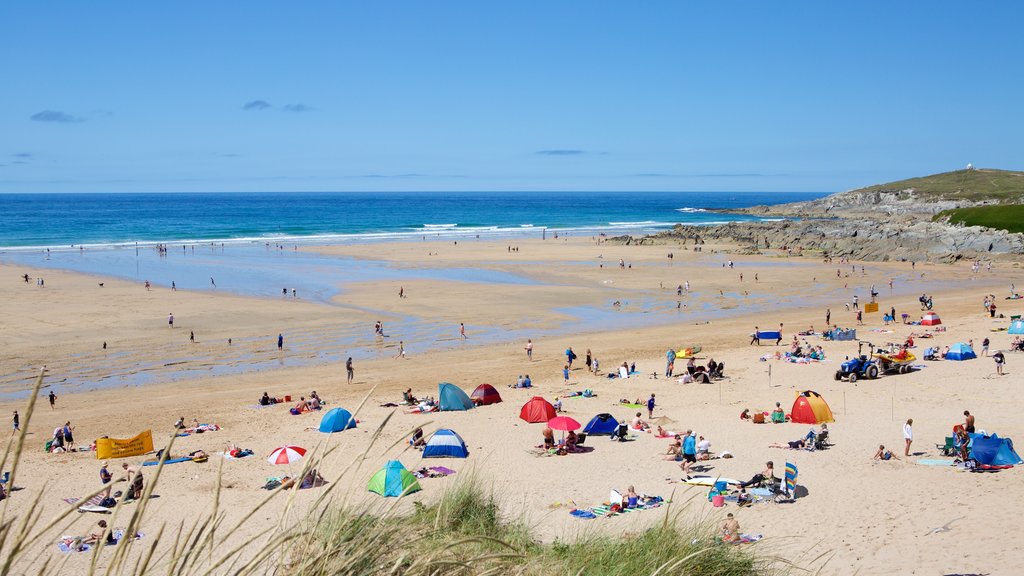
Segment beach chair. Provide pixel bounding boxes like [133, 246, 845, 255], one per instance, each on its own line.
[576, 433, 587, 446]
[937, 436, 954, 456]
[813, 430, 831, 450]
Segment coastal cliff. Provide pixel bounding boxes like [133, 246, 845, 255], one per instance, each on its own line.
[626, 168, 1024, 262]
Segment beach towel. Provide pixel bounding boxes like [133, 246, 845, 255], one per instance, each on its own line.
[143, 457, 192, 466]
[618, 403, 644, 409]
[64, 494, 104, 506]
[574, 496, 665, 519]
[917, 459, 956, 466]
[184, 424, 220, 434]
[735, 533, 763, 544]
[57, 530, 141, 553]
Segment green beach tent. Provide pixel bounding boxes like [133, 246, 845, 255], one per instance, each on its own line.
[367, 460, 421, 497]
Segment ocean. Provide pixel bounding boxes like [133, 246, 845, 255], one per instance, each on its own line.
[0, 191, 825, 250]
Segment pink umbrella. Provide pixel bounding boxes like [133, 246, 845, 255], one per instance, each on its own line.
[267, 445, 306, 466]
[547, 416, 581, 432]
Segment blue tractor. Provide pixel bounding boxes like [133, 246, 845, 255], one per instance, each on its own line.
[834, 341, 880, 382]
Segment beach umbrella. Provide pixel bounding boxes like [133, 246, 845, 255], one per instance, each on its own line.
[547, 416, 581, 432]
[267, 445, 306, 466]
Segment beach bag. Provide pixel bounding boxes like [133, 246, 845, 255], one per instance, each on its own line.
[289, 408, 300, 415]
[752, 413, 765, 424]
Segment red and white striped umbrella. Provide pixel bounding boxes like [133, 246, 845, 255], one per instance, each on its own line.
[267, 445, 306, 466]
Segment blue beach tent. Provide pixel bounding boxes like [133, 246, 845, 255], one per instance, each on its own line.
[422, 429, 470, 458]
[1009, 320, 1024, 335]
[583, 413, 619, 435]
[438, 383, 475, 411]
[367, 460, 421, 497]
[319, 408, 356, 433]
[945, 342, 977, 361]
[970, 434, 1023, 466]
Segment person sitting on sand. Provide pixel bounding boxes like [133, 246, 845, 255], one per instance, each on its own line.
[565, 430, 579, 452]
[771, 403, 786, 423]
[403, 389, 418, 404]
[83, 520, 115, 546]
[740, 408, 751, 420]
[294, 397, 309, 413]
[720, 513, 740, 543]
[307, 395, 321, 410]
[697, 435, 712, 460]
[542, 427, 555, 450]
[300, 468, 327, 489]
[411, 427, 426, 448]
[738, 461, 776, 488]
[873, 445, 899, 461]
[553, 397, 563, 413]
[631, 412, 649, 431]
[259, 393, 272, 406]
[656, 425, 666, 437]
[625, 485, 640, 508]
[664, 436, 682, 460]
[174, 416, 186, 429]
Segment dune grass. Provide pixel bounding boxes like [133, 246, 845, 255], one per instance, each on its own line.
[0, 372, 783, 576]
[851, 168, 1024, 203]
[934, 204, 1024, 234]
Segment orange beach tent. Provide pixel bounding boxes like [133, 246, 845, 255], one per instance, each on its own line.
[790, 390, 834, 424]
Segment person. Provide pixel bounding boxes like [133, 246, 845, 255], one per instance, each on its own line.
[168, 313, 174, 328]
[664, 435, 682, 459]
[294, 397, 308, 413]
[99, 462, 112, 484]
[563, 364, 570, 384]
[964, 410, 976, 434]
[981, 337, 990, 357]
[398, 286, 404, 298]
[631, 412, 649, 431]
[585, 349, 593, 372]
[83, 520, 115, 546]
[565, 430, 579, 452]
[750, 327, 760, 345]
[460, 322, 466, 339]
[696, 435, 712, 460]
[770, 438, 806, 449]
[63, 421, 75, 450]
[122, 462, 143, 501]
[51, 427, 65, 452]
[720, 513, 740, 543]
[903, 419, 913, 457]
[740, 408, 751, 420]
[624, 485, 640, 508]
[11, 410, 18, 433]
[686, 357, 696, 375]
[396, 340, 405, 359]
[277, 333, 284, 350]
[680, 430, 697, 477]
[665, 348, 676, 377]
[525, 339, 533, 361]
[873, 445, 899, 461]
[825, 308, 831, 325]
[542, 426, 555, 450]
[48, 390, 56, 410]
[346, 357, 354, 384]
[552, 397, 563, 413]
[522, 374, 532, 387]
[189, 330, 195, 343]
[259, 392, 272, 406]
[647, 393, 656, 419]
[308, 393, 321, 410]
[566, 347, 576, 368]
[993, 351, 1006, 375]
[591, 357, 599, 374]
[738, 461, 776, 488]
[771, 402, 785, 423]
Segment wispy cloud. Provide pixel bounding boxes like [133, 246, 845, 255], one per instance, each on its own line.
[536, 149, 585, 156]
[282, 103, 312, 113]
[13, 153, 32, 159]
[631, 172, 776, 178]
[242, 100, 272, 111]
[30, 110, 82, 123]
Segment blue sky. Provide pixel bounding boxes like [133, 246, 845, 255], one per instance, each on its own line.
[1, 2, 1021, 193]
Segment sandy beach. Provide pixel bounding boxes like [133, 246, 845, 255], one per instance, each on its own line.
[2, 236, 1023, 574]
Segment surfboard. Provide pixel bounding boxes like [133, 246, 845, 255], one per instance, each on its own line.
[683, 476, 741, 486]
[143, 457, 192, 467]
[78, 505, 112, 514]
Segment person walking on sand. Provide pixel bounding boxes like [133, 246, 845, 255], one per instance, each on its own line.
[993, 351, 1006, 375]
[398, 286, 404, 298]
[168, 313, 174, 328]
[666, 348, 676, 377]
[525, 339, 533, 361]
[647, 394, 656, 419]
[189, 331, 195, 343]
[171, 281, 176, 291]
[563, 364, 570, 384]
[825, 309, 830, 325]
[346, 357, 354, 384]
[49, 390, 56, 410]
[460, 323, 466, 339]
[750, 327, 760, 345]
[210, 277, 216, 288]
[277, 334, 283, 350]
[903, 418, 914, 457]
[12, 410, 19, 433]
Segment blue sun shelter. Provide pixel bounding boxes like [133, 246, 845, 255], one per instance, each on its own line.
[970, 434, 1023, 466]
[438, 383, 474, 411]
[583, 413, 619, 435]
[945, 342, 977, 361]
[367, 460, 421, 497]
[319, 408, 356, 433]
[422, 429, 469, 458]
[1009, 319, 1024, 335]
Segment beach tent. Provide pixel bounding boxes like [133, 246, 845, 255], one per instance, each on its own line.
[583, 413, 619, 435]
[921, 312, 942, 326]
[519, 396, 556, 423]
[422, 429, 469, 458]
[368, 460, 421, 497]
[1008, 319, 1024, 335]
[945, 342, 976, 361]
[318, 408, 356, 433]
[438, 383, 474, 411]
[970, 434, 1023, 466]
[470, 383, 502, 405]
[790, 391, 834, 425]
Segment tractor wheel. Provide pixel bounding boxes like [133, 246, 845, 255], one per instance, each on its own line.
[899, 365, 908, 375]
[866, 365, 879, 379]
[834, 371, 843, 381]
[849, 372, 858, 383]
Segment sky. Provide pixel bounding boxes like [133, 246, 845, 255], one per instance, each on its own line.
[1, 2, 1022, 193]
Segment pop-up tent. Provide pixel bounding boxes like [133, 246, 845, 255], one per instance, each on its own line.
[422, 429, 469, 458]
[318, 408, 356, 433]
[368, 460, 421, 497]
[790, 391, 834, 424]
[438, 383, 474, 411]
[970, 434, 1023, 466]
[470, 384, 502, 405]
[583, 413, 619, 435]
[945, 342, 976, 361]
[519, 396, 556, 423]
[921, 312, 942, 326]
[1009, 319, 1024, 335]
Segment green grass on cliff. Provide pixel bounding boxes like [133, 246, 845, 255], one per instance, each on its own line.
[852, 168, 1024, 202]
[935, 204, 1024, 234]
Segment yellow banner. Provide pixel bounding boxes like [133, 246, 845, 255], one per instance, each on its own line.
[864, 302, 879, 313]
[96, 430, 154, 460]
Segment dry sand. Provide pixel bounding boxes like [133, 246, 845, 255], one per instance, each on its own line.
[1, 236, 1023, 574]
